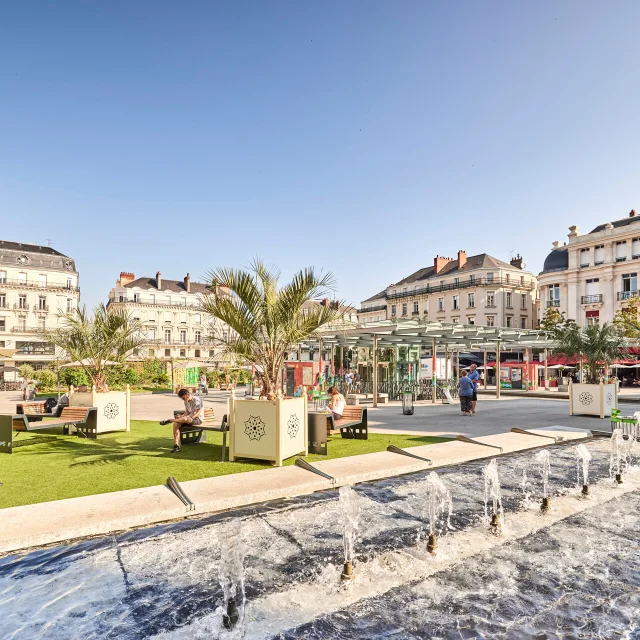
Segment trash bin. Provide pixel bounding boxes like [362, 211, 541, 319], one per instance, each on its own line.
[308, 412, 328, 455]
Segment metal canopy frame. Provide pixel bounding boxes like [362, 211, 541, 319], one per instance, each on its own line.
[301, 319, 556, 408]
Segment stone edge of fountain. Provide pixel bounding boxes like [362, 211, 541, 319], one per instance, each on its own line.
[0, 426, 591, 556]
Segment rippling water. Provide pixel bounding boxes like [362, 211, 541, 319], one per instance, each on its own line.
[0, 438, 638, 639]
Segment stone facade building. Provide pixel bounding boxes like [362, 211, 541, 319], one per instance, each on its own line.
[0, 240, 80, 369]
[538, 209, 640, 327]
[359, 251, 538, 329]
[106, 272, 228, 362]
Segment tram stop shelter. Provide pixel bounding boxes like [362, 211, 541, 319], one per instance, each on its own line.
[313, 320, 556, 407]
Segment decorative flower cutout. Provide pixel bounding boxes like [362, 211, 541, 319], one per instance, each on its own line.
[287, 414, 300, 438]
[104, 402, 120, 419]
[245, 415, 266, 441]
[578, 392, 593, 406]
[606, 392, 613, 406]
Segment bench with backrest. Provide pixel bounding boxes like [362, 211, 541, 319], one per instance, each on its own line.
[18, 406, 97, 438]
[1, 407, 99, 453]
[329, 406, 368, 439]
[173, 407, 230, 460]
[16, 401, 61, 422]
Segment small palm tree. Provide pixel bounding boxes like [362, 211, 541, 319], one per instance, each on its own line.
[554, 322, 626, 384]
[199, 261, 342, 399]
[44, 304, 146, 392]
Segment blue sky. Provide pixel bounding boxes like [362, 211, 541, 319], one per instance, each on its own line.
[2, 1, 639, 309]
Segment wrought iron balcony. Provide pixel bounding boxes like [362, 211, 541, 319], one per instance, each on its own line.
[617, 291, 638, 301]
[11, 326, 44, 333]
[33, 305, 50, 313]
[546, 300, 560, 308]
[385, 276, 534, 299]
[581, 294, 603, 304]
[358, 304, 387, 313]
[13, 303, 29, 311]
[0, 278, 79, 293]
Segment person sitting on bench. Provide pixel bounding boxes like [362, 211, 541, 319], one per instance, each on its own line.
[327, 386, 345, 420]
[58, 384, 88, 408]
[160, 388, 205, 453]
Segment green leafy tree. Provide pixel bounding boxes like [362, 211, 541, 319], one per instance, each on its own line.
[540, 306, 574, 337]
[17, 363, 34, 381]
[613, 295, 640, 338]
[199, 261, 341, 398]
[44, 304, 146, 392]
[553, 322, 626, 384]
[35, 368, 57, 390]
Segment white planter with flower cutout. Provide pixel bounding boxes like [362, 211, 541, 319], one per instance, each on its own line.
[229, 393, 308, 466]
[568, 380, 617, 418]
[70, 386, 131, 433]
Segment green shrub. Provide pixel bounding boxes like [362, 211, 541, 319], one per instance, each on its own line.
[18, 364, 35, 381]
[105, 366, 140, 389]
[35, 369, 57, 390]
[60, 368, 90, 388]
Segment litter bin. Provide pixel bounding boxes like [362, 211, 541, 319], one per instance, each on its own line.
[307, 412, 328, 455]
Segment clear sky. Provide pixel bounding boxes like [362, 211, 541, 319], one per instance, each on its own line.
[2, 1, 639, 309]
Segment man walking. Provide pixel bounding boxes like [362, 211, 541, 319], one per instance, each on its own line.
[198, 371, 209, 395]
[468, 363, 480, 415]
[161, 388, 205, 453]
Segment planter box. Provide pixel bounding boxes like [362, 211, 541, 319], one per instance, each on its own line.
[229, 395, 308, 466]
[568, 381, 618, 418]
[70, 388, 130, 433]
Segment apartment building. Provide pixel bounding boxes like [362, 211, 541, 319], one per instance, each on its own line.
[538, 209, 640, 326]
[359, 251, 538, 329]
[106, 271, 227, 361]
[0, 240, 80, 368]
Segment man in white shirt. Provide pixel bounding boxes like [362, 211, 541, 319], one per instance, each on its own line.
[160, 388, 205, 452]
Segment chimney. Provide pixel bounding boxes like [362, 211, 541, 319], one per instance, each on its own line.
[433, 255, 450, 275]
[552, 241, 560, 249]
[457, 250, 467, 269]
[568, 225, 579, 239]
[630, 209, 638, 218]
[184, 273, 191, 293]
[156, 271, 162, 290]
[119, 272, 134, 286]
[510, 253, 524, 270]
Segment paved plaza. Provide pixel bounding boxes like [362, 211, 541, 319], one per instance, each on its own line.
[1, 389, 631, 439]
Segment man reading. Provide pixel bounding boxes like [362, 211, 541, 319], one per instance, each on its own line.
[160, 388, 205, 453]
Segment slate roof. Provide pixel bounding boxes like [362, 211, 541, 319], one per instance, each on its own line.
[123, 277, 209, 294]
[541, 246, 569, 273]
[0, 240, 70, 258]
[392, 253, 518, 287]
[589, 215, 640, 234]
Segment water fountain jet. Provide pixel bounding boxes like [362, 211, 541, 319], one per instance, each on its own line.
[535, 450, 551, 513]
[218, 522, 246, 632]
[420, 472, 452, 554]
[339, 485, 361, 581]
[610, 429, 627, 486]
[575, 443, 592, 497]
[483, 459, 503, 534]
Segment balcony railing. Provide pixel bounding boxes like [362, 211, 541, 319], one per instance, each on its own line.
[386, 276, 535, 299]
[143, 338, 215, 346]
[617, 291, 638, 301]
[11, 326, 44, 333]
[546, 300, 560, 308]
[581, 294, 603, 304]
[108, 297, 201, 309]
[358, 304, 387, 313]
[0, 278, 79, 293]
[13, 303, 29, 311]
[33, 305, 50, 313]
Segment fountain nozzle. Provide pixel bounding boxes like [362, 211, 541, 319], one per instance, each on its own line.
[427, 533, 438, 554]
[223, 597, 239, 630]
[541, 497, 551, 513]
[582, 484, 590, 496]
[615, 473, 623, 485]
[490, 513, 501, 533]
[341, 560, 354, 581]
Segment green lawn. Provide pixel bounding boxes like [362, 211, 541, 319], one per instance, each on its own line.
[0, 421, 448, 509]
[35, 387, 173, 398]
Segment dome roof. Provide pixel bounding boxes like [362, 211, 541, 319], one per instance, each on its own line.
[541, 247, 568, 273]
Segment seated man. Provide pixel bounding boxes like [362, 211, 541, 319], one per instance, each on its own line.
[58, 384, 88, 407]
[160, 388, 205, 453]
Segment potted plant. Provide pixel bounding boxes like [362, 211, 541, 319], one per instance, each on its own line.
[200, 261, 341, 465]
[44, 304, 146, 433]
[554, 322, 625, 418]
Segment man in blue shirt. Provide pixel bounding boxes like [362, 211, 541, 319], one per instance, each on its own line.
[468, 363, 480, 415]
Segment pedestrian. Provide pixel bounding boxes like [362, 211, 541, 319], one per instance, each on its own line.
[198, 371, 209, 395]
[160, 388, 205, 453]
[345, 369, 353, 393]
[458, 370, 474, 416]
[327, 386, 346, 420]
[468, 363, 480, 415]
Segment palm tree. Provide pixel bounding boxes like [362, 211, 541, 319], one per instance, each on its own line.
[44, 304, 146, 392]
[199, 261, 342, 399]
[553, 322, 626, 384]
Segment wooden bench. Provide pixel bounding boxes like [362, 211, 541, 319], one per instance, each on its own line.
[16, 401, 59, 422]
[173, 408, 230, 460]
[1, 407, 99, 453]
[175, 385, 198, 395]
[329, 406, 368, 439]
